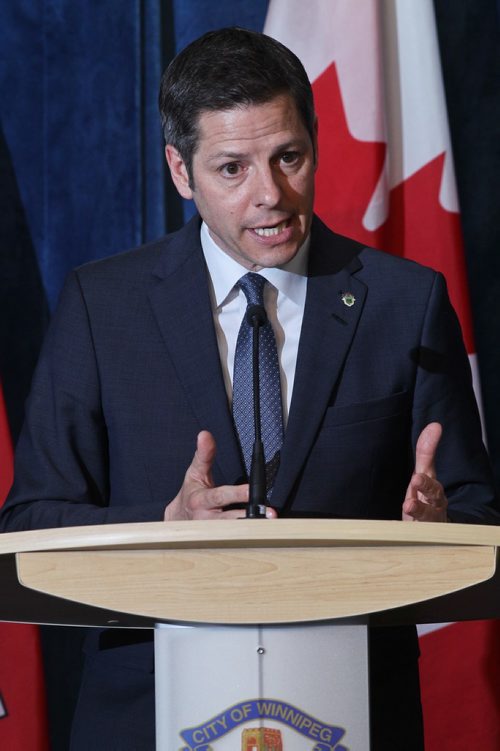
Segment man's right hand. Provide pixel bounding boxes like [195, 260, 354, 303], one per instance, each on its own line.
[164, 430, 261, 520]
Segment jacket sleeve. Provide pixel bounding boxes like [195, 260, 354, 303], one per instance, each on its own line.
[411, 272, 500, 524]
[0, 271, 167, 532]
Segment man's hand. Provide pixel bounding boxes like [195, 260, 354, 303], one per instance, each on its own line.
[164, 430, 277, 520]
[402, 422, 448, 522]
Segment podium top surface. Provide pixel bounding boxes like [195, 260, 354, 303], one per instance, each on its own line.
[1, 517, 500, 554]
[2, 519, 500, 627]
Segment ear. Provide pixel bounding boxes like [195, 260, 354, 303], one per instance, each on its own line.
[165, 145, 193, 200]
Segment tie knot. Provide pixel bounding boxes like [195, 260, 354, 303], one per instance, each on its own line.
[237, 272, 266, 307]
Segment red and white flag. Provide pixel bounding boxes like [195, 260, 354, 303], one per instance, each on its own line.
[0, 382, 49, 750]
[264, 1, 499, 747]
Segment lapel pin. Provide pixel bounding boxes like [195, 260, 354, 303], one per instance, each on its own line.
[341, 292, 356, 308]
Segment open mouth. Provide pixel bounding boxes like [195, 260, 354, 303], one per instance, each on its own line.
[252, 220, 289, 237]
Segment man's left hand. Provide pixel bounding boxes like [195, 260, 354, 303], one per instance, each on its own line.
[402, 422, 448, 522]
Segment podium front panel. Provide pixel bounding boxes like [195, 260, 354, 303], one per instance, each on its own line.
[155, 623, 369, 750]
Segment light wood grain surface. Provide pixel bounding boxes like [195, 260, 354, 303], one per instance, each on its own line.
[1, 519, 498, 624]
[1, 518, 500, 553]
[16, 543, 495, 624]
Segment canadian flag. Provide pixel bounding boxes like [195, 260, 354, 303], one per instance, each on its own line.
[0, 382, 49, 749]
[264, 1, 499, 747]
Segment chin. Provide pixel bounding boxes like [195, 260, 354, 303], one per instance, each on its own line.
[267, 246, 301, 267]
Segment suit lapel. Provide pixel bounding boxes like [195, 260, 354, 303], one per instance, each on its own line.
[271, 220, 367, 509]
[146, 215, 368, 504]
[147, 218, 244, 485]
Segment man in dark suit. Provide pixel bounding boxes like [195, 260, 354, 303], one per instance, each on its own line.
[1, 27, 498, 750]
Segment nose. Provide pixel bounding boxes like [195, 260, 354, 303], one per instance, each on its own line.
[252, 164, 283, 208]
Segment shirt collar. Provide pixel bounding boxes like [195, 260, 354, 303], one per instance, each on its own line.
[201, 221, 309, 309]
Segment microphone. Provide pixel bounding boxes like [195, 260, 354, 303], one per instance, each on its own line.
[245, 304, 268, 519]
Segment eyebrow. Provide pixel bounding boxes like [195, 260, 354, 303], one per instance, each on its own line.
[207, 139, 308, 163]
[207, 151, 249, 162]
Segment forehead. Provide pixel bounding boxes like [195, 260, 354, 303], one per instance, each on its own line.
[194, 94, 310, 156]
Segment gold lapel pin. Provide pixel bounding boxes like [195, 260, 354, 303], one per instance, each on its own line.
[341, 292, 356, 307]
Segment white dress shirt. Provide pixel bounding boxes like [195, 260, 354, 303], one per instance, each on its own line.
[200, 221, 309, 425]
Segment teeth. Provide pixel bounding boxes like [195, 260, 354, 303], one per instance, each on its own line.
[254, 221, 287, 237]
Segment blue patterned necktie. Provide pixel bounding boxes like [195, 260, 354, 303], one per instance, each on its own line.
[232, 272, 284, 497]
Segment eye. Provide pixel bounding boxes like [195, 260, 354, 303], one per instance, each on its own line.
[219, 162, 242, 177]
[279, 151, 300, 166]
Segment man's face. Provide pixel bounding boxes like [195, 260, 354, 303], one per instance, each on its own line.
[166, 94, 317, 271]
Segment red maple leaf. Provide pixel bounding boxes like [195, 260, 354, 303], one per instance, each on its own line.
[312, 63, 474, 352]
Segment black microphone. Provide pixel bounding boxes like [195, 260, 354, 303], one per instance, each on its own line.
[245, 304, 267, 519]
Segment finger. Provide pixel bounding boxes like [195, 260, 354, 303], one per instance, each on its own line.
[402, 490, 419, 519]
[409, 473, 446, 507]
[403, 497, 429, 521]
[414, 422, 442, 478]
[403, 496, 447, 522]
[404, 468, 422, 504]
[193, 483, 249, 512]
[187, 431, 217, 485]
[403, 473, 447, 522]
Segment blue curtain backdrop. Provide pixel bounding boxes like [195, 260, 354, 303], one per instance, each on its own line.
[0, 1, 168, 312]
[0, 1, 499, 748]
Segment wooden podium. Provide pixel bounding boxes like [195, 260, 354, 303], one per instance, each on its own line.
[2, 519, 500, 749]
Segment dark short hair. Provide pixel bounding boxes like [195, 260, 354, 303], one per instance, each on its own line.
[159, 27, 316, 182]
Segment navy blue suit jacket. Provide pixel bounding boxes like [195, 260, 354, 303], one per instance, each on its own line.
[1, 214, 498, 750]
[1, 214, 497, 529]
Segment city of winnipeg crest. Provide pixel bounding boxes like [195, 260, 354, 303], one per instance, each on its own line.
[242, 726, 283, 750]
[179, 699, 348, 750]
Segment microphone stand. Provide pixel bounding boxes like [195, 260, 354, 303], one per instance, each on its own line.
[245, 304, 267, 519]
